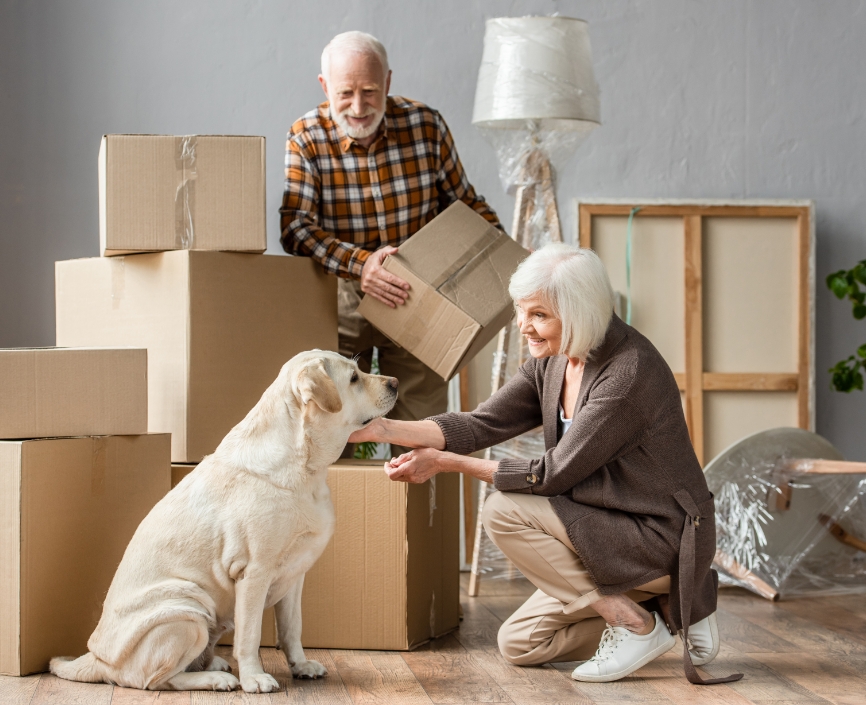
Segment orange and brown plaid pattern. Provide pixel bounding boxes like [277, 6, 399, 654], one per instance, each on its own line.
[280, 96, 502, 279]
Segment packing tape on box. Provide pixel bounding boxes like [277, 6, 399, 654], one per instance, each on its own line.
[175, 135, 198, 249]
[428, 229, 499, 289]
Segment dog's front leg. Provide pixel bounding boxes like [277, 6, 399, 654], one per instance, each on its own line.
[234, 573, 280, 693]
[275, 575, 327, 679]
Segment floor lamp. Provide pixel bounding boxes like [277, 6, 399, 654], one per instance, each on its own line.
[466, 16, 601, 596]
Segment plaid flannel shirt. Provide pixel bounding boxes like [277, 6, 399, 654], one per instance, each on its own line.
[280, 96, 503, 279]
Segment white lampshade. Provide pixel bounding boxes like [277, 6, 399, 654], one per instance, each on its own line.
[472, 16, 601, 132]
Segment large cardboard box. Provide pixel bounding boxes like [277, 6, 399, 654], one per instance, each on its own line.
[0, 434, 171, 676]
[302, 459, 459, 650]
[358, 201, 528, 380]
[99, 134, 267, 256]
[56, 252, 338, 462]
[0, 347, 147, 439]
[171, 460, 459, 651]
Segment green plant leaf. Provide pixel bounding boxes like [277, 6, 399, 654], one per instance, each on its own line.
[853, 261, 866, 285]
[354, 441, 379, 460]
[854, 303, 866, 320]
[827, 272, 849, 299]
[858, 343, 866, 359]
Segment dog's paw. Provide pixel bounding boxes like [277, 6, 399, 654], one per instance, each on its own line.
[292, 660, 327, 679]
[206, 672, 240, 691]
[206, 655, 232, 672]
[240, 672, 281, 693]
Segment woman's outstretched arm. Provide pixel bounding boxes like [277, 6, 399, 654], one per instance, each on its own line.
[348, 418, 446, 450]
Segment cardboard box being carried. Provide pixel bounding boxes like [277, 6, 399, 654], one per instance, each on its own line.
[56, 252, 338, 462]
[171, 460, 459, 651]
[99, 134, 266, 256]
[0, 434, 170, 676]
[0, 347, 147, 439]
[358, 201, 528, 380]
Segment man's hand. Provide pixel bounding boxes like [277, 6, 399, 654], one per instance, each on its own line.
[361, 246, 410, 307]
[385, 448, 444, 484]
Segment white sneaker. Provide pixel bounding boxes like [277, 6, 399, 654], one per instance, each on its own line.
[571, 612, 676, 682]
[679, 611, 720, 666]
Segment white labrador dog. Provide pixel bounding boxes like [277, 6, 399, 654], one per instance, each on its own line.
[51, 350, 397, 692]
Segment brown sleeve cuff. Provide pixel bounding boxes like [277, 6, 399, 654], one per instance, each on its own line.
[429, 413, 476, 456]
[494, 458, 540, 492]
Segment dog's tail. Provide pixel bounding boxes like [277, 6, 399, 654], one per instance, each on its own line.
[50, 653, 106, 683]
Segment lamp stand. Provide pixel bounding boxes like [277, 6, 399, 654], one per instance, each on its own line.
[467, 151, 563, 597]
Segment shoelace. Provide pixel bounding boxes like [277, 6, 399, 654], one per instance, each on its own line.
[589, 624, 628, 663]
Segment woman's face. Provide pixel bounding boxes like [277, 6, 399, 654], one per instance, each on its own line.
[516, 296, 563, 359]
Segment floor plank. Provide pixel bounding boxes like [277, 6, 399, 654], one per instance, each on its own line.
[330, 651, 433, 705]
[700, 645, 832, 703]
[0, 673, 41, 705]
[401, 633, 513, 703]
[748, 652, 866, 705]
[111, 686, 191, 704]
[30, 673, 113, 705]
[455, 596, 596, 705]
[274, 649, 354, 704]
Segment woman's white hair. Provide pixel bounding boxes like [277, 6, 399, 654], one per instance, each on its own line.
[321, 31, 389, 81]
[509, 243, 615, 360]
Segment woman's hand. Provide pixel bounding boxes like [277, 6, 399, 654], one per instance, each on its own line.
[348, 417, 387, 444]
[385, 448, 447, 484]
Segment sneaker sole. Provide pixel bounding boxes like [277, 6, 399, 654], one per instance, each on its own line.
[571, 633, 676, 683]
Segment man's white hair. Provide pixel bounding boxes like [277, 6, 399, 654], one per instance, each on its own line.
[321, 31, 389, 81]
[509, 244, 615, 360]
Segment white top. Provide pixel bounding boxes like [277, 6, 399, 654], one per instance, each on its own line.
[559, 405, 573, 435]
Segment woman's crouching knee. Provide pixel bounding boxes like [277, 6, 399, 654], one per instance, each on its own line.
[497, 615, 551, 667]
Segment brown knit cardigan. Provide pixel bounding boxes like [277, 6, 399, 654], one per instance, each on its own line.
[432, 314, 718, 632]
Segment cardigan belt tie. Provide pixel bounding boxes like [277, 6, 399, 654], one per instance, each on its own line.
[673, 489, 744, 685]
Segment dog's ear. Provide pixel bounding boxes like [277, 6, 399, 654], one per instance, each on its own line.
[295, 360, 343, 414]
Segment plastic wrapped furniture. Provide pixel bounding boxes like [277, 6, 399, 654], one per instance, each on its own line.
[705, 427, 866, 600]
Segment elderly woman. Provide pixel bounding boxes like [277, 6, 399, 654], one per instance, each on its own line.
[349, 244, 740, 685]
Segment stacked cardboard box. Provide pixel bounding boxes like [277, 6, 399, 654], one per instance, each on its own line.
[0, 348, 171, 676]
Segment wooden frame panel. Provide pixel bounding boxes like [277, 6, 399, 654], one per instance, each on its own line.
[578, 200, 814, 465]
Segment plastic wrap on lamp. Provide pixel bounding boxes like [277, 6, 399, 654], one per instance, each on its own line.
[472, 16, 601, 193]
[478, 126, 594, 194]
[473, 16, 601, 129]
[705, 428, 866, 599]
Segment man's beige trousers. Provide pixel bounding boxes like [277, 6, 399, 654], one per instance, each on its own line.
[338, 279, 448, 456]
[482, 490, 671, 665]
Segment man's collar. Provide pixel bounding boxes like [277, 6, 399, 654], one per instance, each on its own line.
[330, 97, 392, 153]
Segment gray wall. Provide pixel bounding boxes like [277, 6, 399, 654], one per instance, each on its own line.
[2, 0, 864, 459]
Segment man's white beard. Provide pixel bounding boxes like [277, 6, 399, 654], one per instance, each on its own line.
[334, 106, 385, 140]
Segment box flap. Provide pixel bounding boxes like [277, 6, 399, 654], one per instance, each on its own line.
[437, 235, 527, 327]
[395, 201, 502, 288]
[357, 259, 481, 380]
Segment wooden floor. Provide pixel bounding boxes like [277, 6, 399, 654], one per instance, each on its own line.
[3, 575, 866, 704]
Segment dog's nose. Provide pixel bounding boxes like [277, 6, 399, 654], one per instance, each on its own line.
[388, 377, 398, 390]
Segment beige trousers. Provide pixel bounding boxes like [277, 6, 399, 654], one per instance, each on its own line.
[338, 279, 448, 457]
[482, 490, 671, 665]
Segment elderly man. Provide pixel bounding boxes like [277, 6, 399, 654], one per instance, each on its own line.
[280, 31, 503, 454]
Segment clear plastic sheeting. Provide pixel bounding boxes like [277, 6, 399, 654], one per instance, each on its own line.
[478, 124, 595, 196]
[704, 427, 866, 599]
